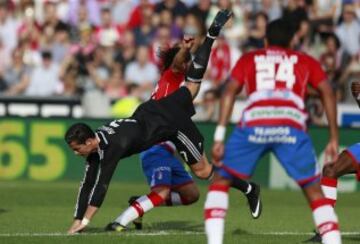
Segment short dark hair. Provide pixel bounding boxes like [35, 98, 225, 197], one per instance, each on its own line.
[266, 18, 297, 48]
[64, 123, 95, 144]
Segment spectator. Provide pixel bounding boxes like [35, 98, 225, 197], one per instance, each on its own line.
[308, 0, 339, 41]
[50, 22, 71, 64]
[0, 38, 11, 74]
[183, 13, 205, 37]
[1, 48, 30, 95]
[282, 0, 309, 28]
[17, 7, 42, 52]
[209, 37, 231, 86]
[261, 0, 282, 21]
[111, 0, 134, 25]
[133, 4, 156, 46]
[125, 45, 158, 100]
[157, 9, 183, 40]
[0, 2, 18, 55]
[189, 0, 211, 26]
[81, 46, 112, 118]
[25, 51, 62, 96]
[95, 7, 122, 47]
[150, 25, 173, 64]
[67, 0, 101, 27]
[115, 30, 137, 69]
[244, 12, 268, 49]
[105, 66, 128, 99]
[206, 0, 248, 46]
[127, 0, 153, 30]
[42, 1, 66, 40]
[335, 3, 360, 61]
[155, 0, 188, 30]
[69, 5, 92, 42]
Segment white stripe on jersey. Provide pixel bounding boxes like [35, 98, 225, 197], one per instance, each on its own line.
[245, 90, 305, 110]
[88, 167, 101, 204]
[177, 131, 202, 162]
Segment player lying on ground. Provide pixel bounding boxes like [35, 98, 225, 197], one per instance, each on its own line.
[105, 34, 261, 232]
[307, 81, 360, 243]
[204, 18, 341, 244]
[65, 9, 233, 234]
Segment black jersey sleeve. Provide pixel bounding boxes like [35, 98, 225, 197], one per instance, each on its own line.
[87, 147, 120, 208]
[73, 154, 100, 219]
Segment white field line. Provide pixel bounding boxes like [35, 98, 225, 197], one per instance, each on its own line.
[0, 231, 359, 237]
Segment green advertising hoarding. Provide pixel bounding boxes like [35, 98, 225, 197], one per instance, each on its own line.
[0, 118, 359, 190]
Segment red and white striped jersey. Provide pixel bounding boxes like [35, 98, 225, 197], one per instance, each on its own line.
[231, 46, 327, 130]
[151, 69, 184, 100]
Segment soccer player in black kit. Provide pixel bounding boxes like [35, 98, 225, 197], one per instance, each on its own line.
[65, 10, 258, 234]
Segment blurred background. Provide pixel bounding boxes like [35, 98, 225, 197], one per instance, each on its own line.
[0, 0, 360, 189]
[0, 0, 359, 122]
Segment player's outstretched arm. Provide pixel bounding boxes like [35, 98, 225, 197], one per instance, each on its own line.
[184, 9, 232, 99]
[318, 81, 339, 163]
[212, 79, 242, 163]
[171, 37, 195, 73]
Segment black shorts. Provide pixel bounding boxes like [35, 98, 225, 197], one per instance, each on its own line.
[133, 87, 204, 165]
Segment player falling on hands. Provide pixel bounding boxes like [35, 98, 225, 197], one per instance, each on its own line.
[105, 22, 262, 232]
[65, 9, 233, 235]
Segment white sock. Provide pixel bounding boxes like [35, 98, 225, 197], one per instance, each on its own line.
[204, 184, 229, 244]
[115, 192, 163, 226]
[321, 177, 338, 207]
[311, 199, 341, 244]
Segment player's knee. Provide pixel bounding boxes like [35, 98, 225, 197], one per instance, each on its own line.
[183, 189, 200, 205]
[322, 163, 338, 179]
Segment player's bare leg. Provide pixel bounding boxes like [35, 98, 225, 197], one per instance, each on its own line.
[189, 153, 214, 180]
[301, 182, 341, 244]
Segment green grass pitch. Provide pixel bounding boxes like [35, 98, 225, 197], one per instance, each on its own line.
[0, 181, 359, 244]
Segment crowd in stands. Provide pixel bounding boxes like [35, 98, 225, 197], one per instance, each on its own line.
[0, 0, 359, 122]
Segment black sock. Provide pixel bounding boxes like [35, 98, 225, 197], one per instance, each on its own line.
[186, 36, 215, 82]
[231, 177, 251, 193]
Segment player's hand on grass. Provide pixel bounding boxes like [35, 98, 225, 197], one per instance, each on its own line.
[324, 139, 339, 165]
[68, 219, 86, 234]
[212, 141, 224, 167]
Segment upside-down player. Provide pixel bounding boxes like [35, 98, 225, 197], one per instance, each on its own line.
[204, 18, 342, 244]
[105, 32, 262, 232]
[65, 9, 232, 234]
